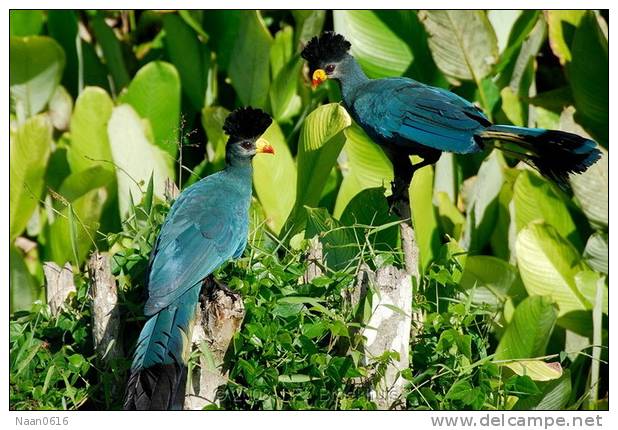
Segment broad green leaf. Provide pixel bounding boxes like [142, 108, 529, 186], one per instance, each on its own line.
[305, 207, 357, 272]
[514, 369, 572, 410]
[57, 166, 115, 205]
[333, 10, 412, 78]
[292, 10, 326, 46]
[568, 12, 608, 147]
[10, 244, 42, 313]
[545, 11, 585, 64]
[569, 146, 608, 230]
[10, 36, 65, 119]
[253, 122, 297, 234]
[228, 11, 273, 109]
[418, 10, 499, 82]
[515, 223, 591, 316]
[340, 187, 399, 252]
[91, 13, 130, 92]
[296, 104, 351, 209]
[334, 123, 392, 217]
[67, 87, 115, 174]
[120, 61, 181, 157]
[269, 56, 302, 123]
[461, 151, 504, 253]
[202, 11, 241, 72]
[436, 192, 465, 240]
[48, 86, 73, 131]
[270, 26, 293, 78]
[46, 187, 107, 266]
[10, 115, 52, 241]
[47, 11, 80, 96]
[278, 374, 315, 383]
[495, 296, 557, 360]
[501, 360, 563, 382]
[409, 162, 440, 273]
[487, 10, 521, 53]
[575, 271, 607, 316]
[10, 10, 45, 37]
[163, 13, 207, 111]
[513, 170, 582, 250]
[178, 10, 209, 40]
[583, 233, 608, 275]
[107, 104, 174, 217]
[192, 106, 230, 182]
[460, 256, 525, 309]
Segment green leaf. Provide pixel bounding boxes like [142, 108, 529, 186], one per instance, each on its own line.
[568, 12, 608, 146]
[513, 170, 582, 249]
[436, 192, 465, 240]
[270, 25, 293, 78]
[228, 11, 273, 109]
[495, 296, 557, 360]
[10, 115, 52, 241]
[67, 86, 115, 174]
[278, 374, 315, 383]
[107, 104, 174, 217]
[487, 10, 521, 53]
[292, 10, 326, 46]
[119, 61, 181, 157]
[515, 223, 591, 316]
[305, 207, 357, 272]
[178, 10, 209, 40]
[514, 369, 572, 410]
[333, 11, 413, 78]
[253, 121, 297, 234]
[91, 13, 130, 92]
[461, 150, 505, 253]
[569, 147, 608, 230]
[546, 11, 585, 64]
[340, 187, 399, 252]
[460, 256, 525, 309]
[501, 360, 563, 382]
[10, 36, 65, 119]
[10, 244, 41, 313]
[334, 123, 392, 217]
[10, 10, 45, 37]
[505, 375, 542, 396]
[163, 13, 207, 111]
[48, 86, 73, 131]
[419, 10, 499, 82]
[46, 187, 107, 266]
[269, 56, 302, 123]
[410, 162, 440, 273]
[583, 232, 608, 275]
[295, 104, 351, 209]
[47, 11, 80, 96]
[56, 166, 114, 205]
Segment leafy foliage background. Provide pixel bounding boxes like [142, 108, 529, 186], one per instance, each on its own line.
[9, 10, 608, 410]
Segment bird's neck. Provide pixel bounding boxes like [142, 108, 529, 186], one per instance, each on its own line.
[336, 55, 369, 104]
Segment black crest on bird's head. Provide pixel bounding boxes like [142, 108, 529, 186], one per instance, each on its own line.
[223, 107, 272, 140]
[301, 32, 351, 74]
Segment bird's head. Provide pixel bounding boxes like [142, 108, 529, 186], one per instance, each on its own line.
[301, 32, 352, 88]
[223, 107, 274, 165]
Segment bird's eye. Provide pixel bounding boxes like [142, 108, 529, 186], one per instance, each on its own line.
[325, 64, 335, 74]
[241, 142, 253, 150]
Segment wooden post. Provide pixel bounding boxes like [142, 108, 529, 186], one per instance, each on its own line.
[87, 252, 122, 361]
[43, 262, 76, 316]
[185, 280, 245, 410]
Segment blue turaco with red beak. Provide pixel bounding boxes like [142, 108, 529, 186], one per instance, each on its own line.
[124, 107, 274, 410]
[301, 32, 601, 207]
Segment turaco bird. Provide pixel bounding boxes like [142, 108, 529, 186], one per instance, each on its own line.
[123, 107, 274, 410]
[301, 32, 601, 207]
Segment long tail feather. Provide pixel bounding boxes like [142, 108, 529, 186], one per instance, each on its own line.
[479, 125, 601, 189]
[123, 286, 200, 410]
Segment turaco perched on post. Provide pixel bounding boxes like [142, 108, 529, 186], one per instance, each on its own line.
[123, 107, 274, 410]
[301, 32, 601, 211]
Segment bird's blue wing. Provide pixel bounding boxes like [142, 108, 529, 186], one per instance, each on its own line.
[351, 78, 490, 154]
[143, 175, 246, 315]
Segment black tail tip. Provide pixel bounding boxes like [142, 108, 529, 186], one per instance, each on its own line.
[124, 363, 187, 410]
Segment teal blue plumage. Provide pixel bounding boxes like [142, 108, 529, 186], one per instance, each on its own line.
[301, 32, 601, 196]
[124, 107, 272, 410]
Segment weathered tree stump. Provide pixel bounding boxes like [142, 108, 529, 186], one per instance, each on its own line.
[185, 279, 245, 410]
[43, 262, 76, 316]
[303, 237, 324, 283]
[87, 252, 121, 361]
[359, 265, 412, 410]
